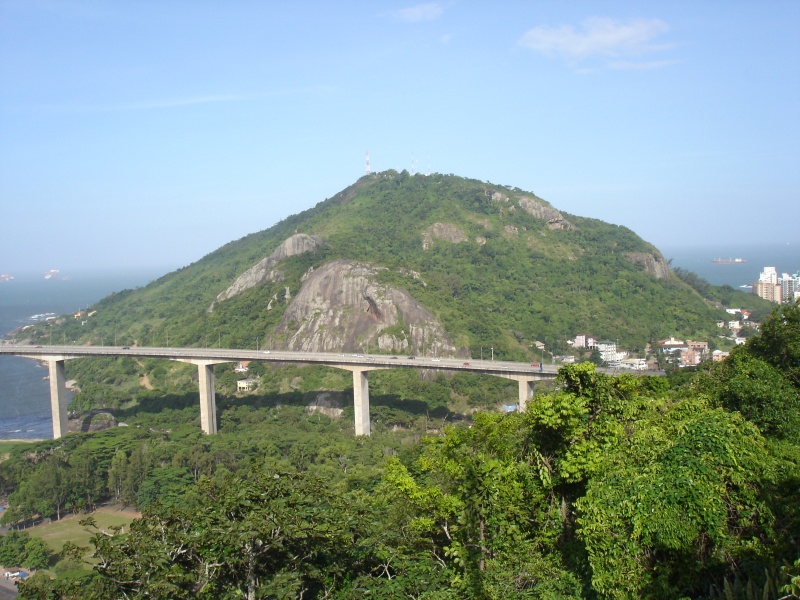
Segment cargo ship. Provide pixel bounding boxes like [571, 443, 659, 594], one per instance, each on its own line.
[711, 258, 747, 264]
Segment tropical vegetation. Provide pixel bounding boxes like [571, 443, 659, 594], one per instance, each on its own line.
[1, 301, 797, 599]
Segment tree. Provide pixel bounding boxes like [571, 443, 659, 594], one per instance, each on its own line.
[106, 449, 127, 502]
[383, 412, 582, 598]
[68, 468, 359, 600]
[0, 532, 52, 571]
[577, 401, 776, 598]
[21, 537, 50, 570]
[747, 300, 800, 387]
[695, 349, 800, 439]
[68, 447, 104, 512]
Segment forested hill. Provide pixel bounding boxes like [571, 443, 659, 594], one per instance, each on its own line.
[59, 171, 730, 356]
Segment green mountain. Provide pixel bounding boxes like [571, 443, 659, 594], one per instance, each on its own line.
[52, 171, 742, 362]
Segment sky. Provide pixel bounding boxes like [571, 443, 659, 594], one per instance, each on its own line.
[1, 1, 798, 275]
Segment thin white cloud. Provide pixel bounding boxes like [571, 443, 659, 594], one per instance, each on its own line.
[519, 17, 673, 68]
[19, 88, 339, 114]
[25, 94, 248, 114]
[392, 2, 445, 23]
[115, 95, 245, 111]
[608, 59, 679, 71]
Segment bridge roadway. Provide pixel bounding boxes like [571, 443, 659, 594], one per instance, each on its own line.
[0, 344, 603, 439]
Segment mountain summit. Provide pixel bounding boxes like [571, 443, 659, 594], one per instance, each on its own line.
[87, 171, 720, 359]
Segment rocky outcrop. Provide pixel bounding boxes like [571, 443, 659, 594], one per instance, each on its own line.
[492, 192, 509, 203]
[306, 392, 346, 419]
[517, 196, 574, 230]
[625, 252, 671, 279]
[69, 411, 117, 434]
[422, 223, 468, 250]
[275, 259, 458, 356]
[209, 233, 323, 311]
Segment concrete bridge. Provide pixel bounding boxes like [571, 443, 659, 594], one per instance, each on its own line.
[0, 344, 604, 439]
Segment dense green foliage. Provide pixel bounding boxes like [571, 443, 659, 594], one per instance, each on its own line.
[3, 302, 799, 598]
[0, 531, 51, 570]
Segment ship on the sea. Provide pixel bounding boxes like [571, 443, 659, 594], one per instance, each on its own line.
[44, 269, 60, 279]
[711, 258, 747, 265]
[0, 274, 14, 282]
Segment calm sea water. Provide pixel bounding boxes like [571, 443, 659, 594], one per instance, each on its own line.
[0, 270, 166, 439]
[1, 244, 798, 439]
[658, 243, 800, 289]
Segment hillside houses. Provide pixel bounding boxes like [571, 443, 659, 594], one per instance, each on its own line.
[656, 338, 710, 367]
[567, 333, 713, 369]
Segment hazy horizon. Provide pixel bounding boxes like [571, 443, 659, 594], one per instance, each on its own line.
[2, 242, 798, 284]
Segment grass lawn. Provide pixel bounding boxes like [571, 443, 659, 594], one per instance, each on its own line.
[0, 440, 40, 461]
[27, 508, 139, 557]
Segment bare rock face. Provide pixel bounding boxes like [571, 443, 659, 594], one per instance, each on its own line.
[69, 411, 118, 434]
[422, 223, 468, 250]
[276, 259, 458, 356]
[209, 233, 324, 311]
[517, 196, 574, 230]
[625, 252, 671, 279]
[306, 392, 346, 419]
[491, 192, 509, 203]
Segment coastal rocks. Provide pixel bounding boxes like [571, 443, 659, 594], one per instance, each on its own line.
[422, 223, 468, 250]
[209, 233, 324, 311]
[275, 259, 458, 356]
[625, 251, 671, 280]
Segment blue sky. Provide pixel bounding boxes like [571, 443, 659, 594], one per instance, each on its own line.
[1, 1, 798, 274]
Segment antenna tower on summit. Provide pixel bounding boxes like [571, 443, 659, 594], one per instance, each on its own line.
[365, 150, 371, 175]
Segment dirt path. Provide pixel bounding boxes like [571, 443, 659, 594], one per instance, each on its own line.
[134, 359, 153, 390]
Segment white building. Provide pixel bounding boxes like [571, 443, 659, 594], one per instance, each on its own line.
[759, 266, 778, 284]
[596, 340, 625, 363]
[237, 378, 258, 392]
[779, 272, 799, 303]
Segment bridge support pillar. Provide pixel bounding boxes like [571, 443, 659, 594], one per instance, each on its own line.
[48, 360, 68, 439]
[353, 369, 370, 436]
[197, 363, 218, 435]
[518, 379, 534, 412]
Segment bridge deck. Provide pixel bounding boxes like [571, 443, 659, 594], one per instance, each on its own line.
[0, 345, 660, 439]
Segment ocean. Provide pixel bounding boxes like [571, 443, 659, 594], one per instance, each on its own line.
[658, 243, 800, 289]
[0, 270, 166, 439]
[0, 244, 798, 440]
